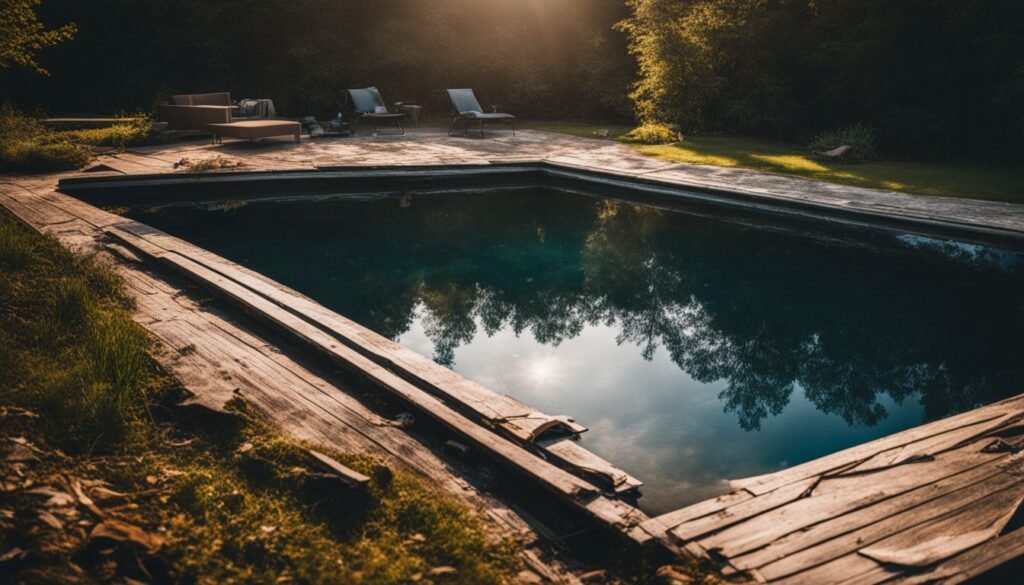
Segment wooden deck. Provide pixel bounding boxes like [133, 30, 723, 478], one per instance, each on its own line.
[3, 130, 1024, 583]
[642, 395, 1024, 583]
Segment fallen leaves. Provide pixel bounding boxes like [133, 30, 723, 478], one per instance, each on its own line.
[26, 486, 75, 507]
[37, 511, 63, 530]
[89, 519, 165, 554]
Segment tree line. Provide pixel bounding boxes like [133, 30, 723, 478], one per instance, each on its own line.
[2, 0, 1023, 160]
[621, 0, 1024, 159]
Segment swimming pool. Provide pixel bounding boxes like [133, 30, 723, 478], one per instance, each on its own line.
[125, 187, 1024, 514]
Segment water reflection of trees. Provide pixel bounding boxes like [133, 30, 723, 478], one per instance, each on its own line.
[369, 195, 1022, 428]
[158, 193, 1024, 430]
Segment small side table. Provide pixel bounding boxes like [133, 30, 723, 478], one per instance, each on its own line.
[395, 104, 423, 127]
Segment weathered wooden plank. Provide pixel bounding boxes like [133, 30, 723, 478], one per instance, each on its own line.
[748, 453, 1024, 581]
[644, 489, 755, 535]
[107, 220, 644, 497]
[732, 445, 1019, 574]
[538, 437, 643, 494]
[109, 226, 625, 508]
[115, 220, 590, 442]
[729, 399, 1024, 496]
[669, 476, 819, 544]
[768, 549, 886, 585]
[308, 449, 371, 488]
[831, 485, 1024, 585]
[0, 187, 77, 228]
[837, 413, 1021, 475]
[701, 442, 1013, 559]
[902, 527, 1024, 584]
[857, 484, 1023, 565]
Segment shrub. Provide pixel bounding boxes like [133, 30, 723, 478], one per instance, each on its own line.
[808, 123, 879, 162]
[621, 122, 683, 145]
[2, 139, 93, 171]
[62, 114, 153, 148]
[0, 103, 92, 171]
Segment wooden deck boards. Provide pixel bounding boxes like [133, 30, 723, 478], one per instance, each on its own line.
[653, 396, 1024, 583]
[103, 218, 642, 495]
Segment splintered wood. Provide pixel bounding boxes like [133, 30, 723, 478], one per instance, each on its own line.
[645, 395, 1024, 584]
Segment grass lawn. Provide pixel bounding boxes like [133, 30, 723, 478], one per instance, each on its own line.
[527, 123, 1024, 203]
[0, 208, 519, 584]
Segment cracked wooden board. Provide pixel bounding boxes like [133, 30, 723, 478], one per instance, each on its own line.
[654, 401, 1024, 584]
[103, 222, 656, 540]
[104, 218, 643, 496]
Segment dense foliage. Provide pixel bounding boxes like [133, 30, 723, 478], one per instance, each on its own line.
[1, 0, 633, 121]
[0, 0, 75, 73]
[3, 0, 1023, 160]
[0, 104, 155, 171]
[621, 0, 1024, 159]
[0, 104, 91, 171]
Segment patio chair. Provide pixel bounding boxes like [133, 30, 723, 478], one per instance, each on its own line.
[345, 87, 406, 135]
[446, 89, 516, 137]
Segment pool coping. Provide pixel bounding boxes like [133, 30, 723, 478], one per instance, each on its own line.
[58, 160, 1024, 251]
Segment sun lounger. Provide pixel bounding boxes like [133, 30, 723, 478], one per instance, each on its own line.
[346, 88, 406, 135]
[446, 89, 516, 137]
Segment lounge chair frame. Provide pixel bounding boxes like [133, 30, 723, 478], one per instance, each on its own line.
[447, 116, 516, 138]
[446, 89, 516, 138]
[353, 112, 405, 135]
[345, 88, 406, 135]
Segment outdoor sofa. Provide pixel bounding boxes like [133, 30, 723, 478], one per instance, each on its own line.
[345, 87, 406, 135]
[158, 92, 267, 132]
[446, 89, 515, 137]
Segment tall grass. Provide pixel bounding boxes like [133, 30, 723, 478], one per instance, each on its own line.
[62, 114, 153, 149]
[0, 104, 154, 172]
[0, 211, 149, 452]
[0, 209, 521, 583]
[0, 103, 92, 172]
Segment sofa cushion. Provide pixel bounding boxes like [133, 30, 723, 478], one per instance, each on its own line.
[173, 92, 231, 106]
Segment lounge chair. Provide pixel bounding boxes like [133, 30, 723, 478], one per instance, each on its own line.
[345, 88, 406, 135]
[446, 89, 516, 137]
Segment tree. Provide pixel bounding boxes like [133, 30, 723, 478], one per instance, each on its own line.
[0, 0, 75, 74]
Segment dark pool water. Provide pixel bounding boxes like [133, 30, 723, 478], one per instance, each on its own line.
[128, 189, 1024, 513]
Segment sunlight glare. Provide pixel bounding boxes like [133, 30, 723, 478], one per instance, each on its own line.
[526, 354, 561, 388]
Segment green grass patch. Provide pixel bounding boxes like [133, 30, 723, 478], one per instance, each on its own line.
[0, 208, 520, 584]
[0, 104, 93, 172]
[529, 123, 1024, 202]
[60, 116, 153, 149]
[0, 105, 156, 172]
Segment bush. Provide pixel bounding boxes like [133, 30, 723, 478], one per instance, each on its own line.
[2, 139, 92, 171]
[621, 122, 683, 145]
[808, 123, 879, 162]
[0, 104, 92, 171]
[62, 114, 153, 148]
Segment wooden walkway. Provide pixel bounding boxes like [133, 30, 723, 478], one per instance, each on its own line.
[4, 130, 1024, 583]
[0, 177, 606, 583]
[642, 395, 1024, 583]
